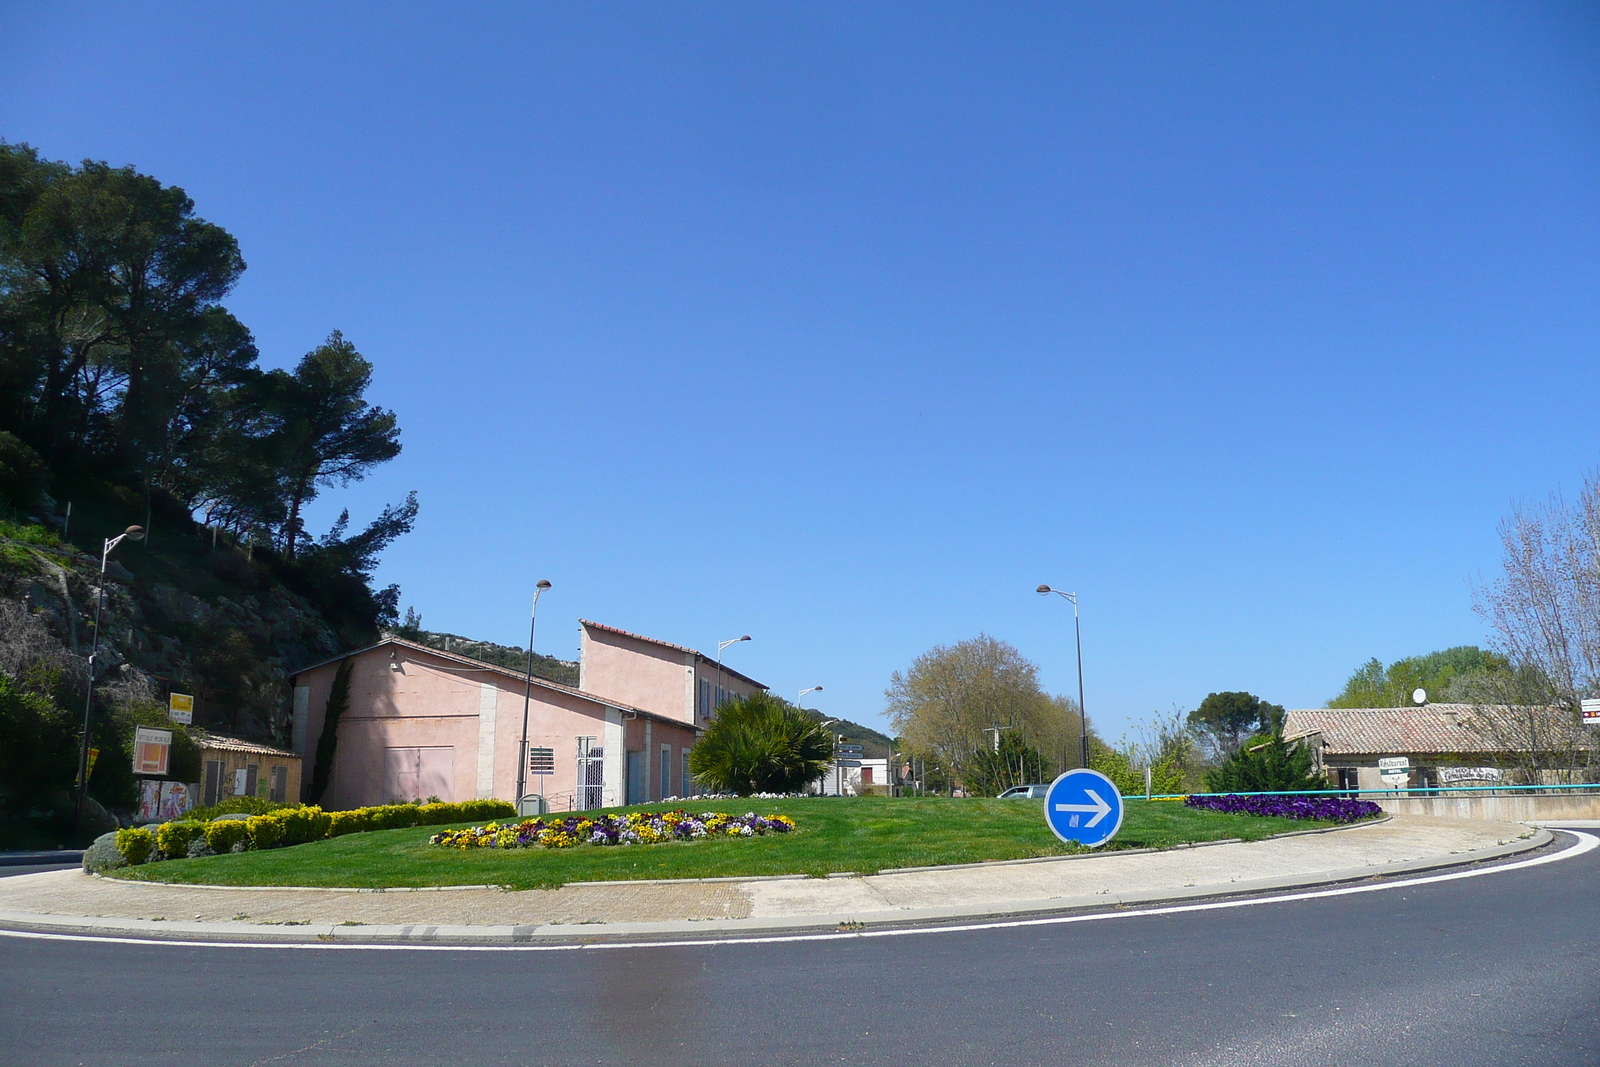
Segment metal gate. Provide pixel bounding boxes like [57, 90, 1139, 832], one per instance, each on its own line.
[576, 737, 604, 810]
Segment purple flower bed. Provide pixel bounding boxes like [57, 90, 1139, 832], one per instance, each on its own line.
[1183, 794, 1382, 823]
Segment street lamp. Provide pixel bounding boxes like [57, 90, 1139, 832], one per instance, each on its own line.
[516, 580, 553, 809]
[76, 525, 144, 830]
[797, 685, 823, 710]
[1037, 585, 1089, 771]
[714, 634, 750, 714]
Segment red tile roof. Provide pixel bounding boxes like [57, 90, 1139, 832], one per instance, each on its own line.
[1284, 704, 1595, 757]
[192, 732, 300, 760]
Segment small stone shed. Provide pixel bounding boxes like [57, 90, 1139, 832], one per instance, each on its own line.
[1283, 704, 1599, 791]
[195, 733, 302, 807]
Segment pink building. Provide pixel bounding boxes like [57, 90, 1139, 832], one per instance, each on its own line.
[288, 624, 766, 812]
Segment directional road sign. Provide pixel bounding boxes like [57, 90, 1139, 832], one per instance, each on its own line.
[1043, 768, 1123, 848]
[836, 744, 864, 754]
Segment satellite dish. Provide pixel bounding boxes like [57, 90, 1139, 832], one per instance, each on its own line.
[1412, 688, 1427, 706]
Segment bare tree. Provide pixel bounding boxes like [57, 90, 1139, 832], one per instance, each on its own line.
[885, 634, 1085, 790]
[1474, 474, 1600, 709]
[1470, 471, 1600, 780]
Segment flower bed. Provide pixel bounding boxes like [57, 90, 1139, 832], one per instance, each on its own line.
[1183, 794, 1382, 823]
[430, 810, 797, 850]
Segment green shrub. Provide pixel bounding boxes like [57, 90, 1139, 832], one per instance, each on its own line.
[82, 831, 127, 873]
[1203, 734, 1326, 793]
[245, 813, 285, 850]
[115, 827, 155, 865]
[205, 819, 251, 853]
[459, 799, 515, 820]
[688, 692, 835, 795]
[327, 809, 374, 837]
[275, 806, 331, 846]
[156, 820, 206, 858]
[185, 797, 297, 822]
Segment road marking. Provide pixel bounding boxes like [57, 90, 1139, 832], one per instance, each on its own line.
[1, 831, 1592, 954]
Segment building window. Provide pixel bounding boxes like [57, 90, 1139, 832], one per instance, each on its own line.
[576, 737, 604, 811]
[269, 765, 288, 803]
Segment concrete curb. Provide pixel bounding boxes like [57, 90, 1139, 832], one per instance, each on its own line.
[0, 827, 1552, 945]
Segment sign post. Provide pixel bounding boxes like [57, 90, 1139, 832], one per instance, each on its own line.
[521, 747, 555, 816]
[1378, 756, 1410, 787]
[1043, 768, 1123, 848]
[168, 692, 193, 725]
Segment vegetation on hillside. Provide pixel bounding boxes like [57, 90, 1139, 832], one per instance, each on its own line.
[394, 608, 579, 687]
[0, 142, 417, 841]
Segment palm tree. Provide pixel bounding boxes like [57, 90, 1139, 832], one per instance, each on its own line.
[687, 692, 835, 795]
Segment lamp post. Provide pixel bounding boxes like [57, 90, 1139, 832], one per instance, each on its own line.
[715, 635, 750, 714]
[516, 579, 552, 809]
[76, 525, 145, 830]
[1037, 585, 1089, 770]
[797, 685, 823, 710]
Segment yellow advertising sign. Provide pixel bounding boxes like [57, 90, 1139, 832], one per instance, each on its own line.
[168, 692, 194, 724]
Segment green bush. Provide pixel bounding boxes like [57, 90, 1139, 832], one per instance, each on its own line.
[1203, 734, 1326, 793]
[185, 796, 297, 822]
[275, 806, 332, 846]
[115, 827, 155, 865]
[156, 820, 206, 858]
[688, 692, 835, 795]
[134, 800, 517, 867]
[327, 808, 374, 837]
[205, 819, 251, 853]
[83, 831, 127, 873]
[245, 813, 284, 850]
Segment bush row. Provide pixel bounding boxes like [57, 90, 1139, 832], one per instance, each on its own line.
[104, 799, 516, 868]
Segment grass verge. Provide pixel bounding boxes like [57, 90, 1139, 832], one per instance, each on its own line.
[107, 796, 1356, 891]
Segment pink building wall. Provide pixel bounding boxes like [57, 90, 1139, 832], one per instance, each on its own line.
[579, 620, 764, 727]
[291, 639, 699, 811]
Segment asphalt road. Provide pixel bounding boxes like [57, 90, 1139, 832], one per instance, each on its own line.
[3, 832, 1597, 1067]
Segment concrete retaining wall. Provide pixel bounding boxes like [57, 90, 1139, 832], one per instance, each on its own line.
[1376, 793, 1600, 822]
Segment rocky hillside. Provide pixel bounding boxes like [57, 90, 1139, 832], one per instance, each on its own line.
[1, 519, 339, 747]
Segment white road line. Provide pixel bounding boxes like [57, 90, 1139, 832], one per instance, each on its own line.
[2, 831, 1592, 954]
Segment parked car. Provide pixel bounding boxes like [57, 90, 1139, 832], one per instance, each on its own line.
[997, 783, 1050, 799]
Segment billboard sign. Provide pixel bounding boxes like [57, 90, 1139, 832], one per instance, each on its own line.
[133, 727, 171, 776]
[168, 692, 193, 724]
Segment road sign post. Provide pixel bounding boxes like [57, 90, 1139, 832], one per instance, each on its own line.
[1043, 768, 1123, 848]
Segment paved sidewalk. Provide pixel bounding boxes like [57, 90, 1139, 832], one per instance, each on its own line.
[0, 815, 1548, 942]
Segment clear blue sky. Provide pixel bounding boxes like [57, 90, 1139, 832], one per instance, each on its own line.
[5, 3, 1599, 740]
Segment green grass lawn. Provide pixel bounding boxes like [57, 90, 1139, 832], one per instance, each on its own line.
[108, 796, 1349, 891]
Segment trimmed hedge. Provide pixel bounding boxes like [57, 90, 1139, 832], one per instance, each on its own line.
[115, 827, 155, 865]
[113, 799, 516, 867]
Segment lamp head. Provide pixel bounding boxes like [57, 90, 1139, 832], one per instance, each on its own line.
[738, 635, 751, 642]
[1036, 585, 1051, 595]
[124, 526, 146, 541]
[535, 579, 552, 591]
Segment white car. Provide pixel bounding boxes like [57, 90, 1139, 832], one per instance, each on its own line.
[997, 784, 1050, 799]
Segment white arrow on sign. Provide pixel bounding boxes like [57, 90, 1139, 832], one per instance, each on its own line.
[1055, 789, 1112, 828]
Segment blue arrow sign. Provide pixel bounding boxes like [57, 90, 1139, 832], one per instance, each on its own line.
[1043, 768, 1123, 848]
